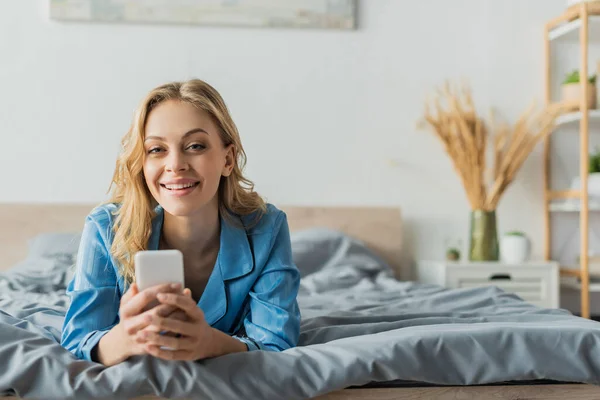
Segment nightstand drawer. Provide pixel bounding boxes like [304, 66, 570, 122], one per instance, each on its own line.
[415, 261, 560, 309]
[447, 268, 555, 307]
[455, 276, 545, 302]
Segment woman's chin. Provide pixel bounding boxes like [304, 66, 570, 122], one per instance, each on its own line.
[160, 201, 198, 217]
[158, 194, 217, 218]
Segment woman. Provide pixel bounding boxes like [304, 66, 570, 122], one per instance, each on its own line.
[61, 79, 301, 367]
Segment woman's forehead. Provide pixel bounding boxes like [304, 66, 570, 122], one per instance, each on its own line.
[145, 100, 216, 139]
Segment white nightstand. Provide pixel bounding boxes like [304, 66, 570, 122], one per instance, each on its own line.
[415, 260, 560, 309]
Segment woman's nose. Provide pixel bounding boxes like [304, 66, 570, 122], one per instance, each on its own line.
[165, 152, 189, 172]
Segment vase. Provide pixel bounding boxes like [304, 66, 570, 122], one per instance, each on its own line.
[469, 209, 499, 261]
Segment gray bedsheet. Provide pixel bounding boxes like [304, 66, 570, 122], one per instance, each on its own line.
[1, 229, 600, 399]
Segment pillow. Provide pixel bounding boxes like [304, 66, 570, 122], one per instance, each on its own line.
[290, 228, 392, 277]
[27, 232, 82, 259]
[291, 228, 344, 278]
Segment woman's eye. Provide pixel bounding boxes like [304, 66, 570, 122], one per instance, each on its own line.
[147, 147, 163, 154]
[187, 143, 206, 151]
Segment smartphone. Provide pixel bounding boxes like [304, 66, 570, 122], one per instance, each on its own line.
[134, 249, 185, 351]
[134, 249, 185, 296]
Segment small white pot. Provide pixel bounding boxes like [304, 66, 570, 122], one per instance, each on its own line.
[500, 235, 530, 264]
[570, 173, 600, 199]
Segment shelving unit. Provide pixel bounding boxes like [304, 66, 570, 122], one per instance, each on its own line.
[561, 275, 600, 291]
[549, 200, 600, 212]
[543, 3, 600, 319]
[547, 15, 600, 41]
[555, 109, 600, 125]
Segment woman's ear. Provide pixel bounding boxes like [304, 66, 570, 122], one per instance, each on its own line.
[222, 144, 235, 177]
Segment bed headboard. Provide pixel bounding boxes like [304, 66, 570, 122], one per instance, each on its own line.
[0, 203, 403, 277]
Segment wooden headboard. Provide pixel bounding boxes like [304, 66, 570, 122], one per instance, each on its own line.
[0, 203, 403, 277]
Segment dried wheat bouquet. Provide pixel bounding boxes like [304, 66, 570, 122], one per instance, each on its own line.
[418, 81, 566, 211]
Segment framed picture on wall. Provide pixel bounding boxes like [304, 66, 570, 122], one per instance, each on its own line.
[49, 0, 357, 30]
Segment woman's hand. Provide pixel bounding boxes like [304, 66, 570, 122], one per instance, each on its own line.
[135, 288, 216, 361]
[117, 282, 184, 356]
[96, 281, 184, 366]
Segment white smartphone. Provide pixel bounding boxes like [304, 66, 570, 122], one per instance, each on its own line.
[134, 249, 185, 351]
[134, 249, 185, 293]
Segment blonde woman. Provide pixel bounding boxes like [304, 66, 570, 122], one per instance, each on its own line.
[61, 79, 301, 366]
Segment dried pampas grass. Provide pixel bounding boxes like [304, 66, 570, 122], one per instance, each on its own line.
[418, 81, 566, 211]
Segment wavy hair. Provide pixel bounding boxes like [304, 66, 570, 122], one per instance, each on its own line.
[105, 79, 266, 284]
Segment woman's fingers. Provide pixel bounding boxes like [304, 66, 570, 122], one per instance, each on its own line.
[166, 309, 188, 321]
[138, 310, 188, 336]
[121, 304, 178, 335]
[153, 304, 180, 318]
[122, 312, 152, 336]
[144, 345, 193, 361]
[120, 283, 139, 307]
[136, 330, 196, 351]
[146, 315, 196, 336]
[156, 292, 204, 322]
[120, 283, 182, 318]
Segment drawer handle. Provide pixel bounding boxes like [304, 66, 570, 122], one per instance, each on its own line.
[489, 273, 512, 281]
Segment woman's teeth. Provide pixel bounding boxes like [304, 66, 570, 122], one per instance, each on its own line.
[162, 182, 198, 190]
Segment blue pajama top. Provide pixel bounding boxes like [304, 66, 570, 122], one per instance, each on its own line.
[60, 203, 301, 362]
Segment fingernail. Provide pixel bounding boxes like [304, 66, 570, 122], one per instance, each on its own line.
[171, 283, 181, 289]
[157, 293, 166, 300]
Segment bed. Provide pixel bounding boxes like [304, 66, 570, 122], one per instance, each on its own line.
[1, 202, 600, 400]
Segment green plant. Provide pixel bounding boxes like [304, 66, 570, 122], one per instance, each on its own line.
[589, 146, 600, 174]
[446, 248, 461, 261]
[562, 70, 597, 85]
[504, 231, 525, 237]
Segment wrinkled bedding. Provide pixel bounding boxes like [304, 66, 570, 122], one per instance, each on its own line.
[1, 229, 600, 399]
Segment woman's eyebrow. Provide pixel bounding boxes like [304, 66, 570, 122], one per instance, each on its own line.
[145, 128, 208, 142]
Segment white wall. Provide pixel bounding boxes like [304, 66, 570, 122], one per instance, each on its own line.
[0, 0, 569, 274]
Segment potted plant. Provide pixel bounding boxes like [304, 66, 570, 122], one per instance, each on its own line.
[444, 238, 462, 261]
[570, 147, 600, 199]
[589, 146, 600, 174]
[500, 231, 530, 264]
[446, 247, 461, 261]
[587, 147, 600, 198]
[561, 70, 597, 110]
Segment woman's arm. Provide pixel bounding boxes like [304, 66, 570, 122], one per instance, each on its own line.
[206, 327, 248, 356]
[236, 212, 301, 352]
[95, 323, 131, 366]
[61, 210, 123, 362]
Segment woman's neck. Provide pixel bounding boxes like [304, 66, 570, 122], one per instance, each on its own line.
[160, 203, 221, 259]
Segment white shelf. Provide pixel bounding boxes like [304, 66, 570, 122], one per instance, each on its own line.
[549, 15, 600, 41]
[555, 109, 600, 126]
[561, 275, 600, 291]
[549, 200, 600, 212]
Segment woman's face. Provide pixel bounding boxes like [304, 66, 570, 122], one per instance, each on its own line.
[142, 100, 234, 217]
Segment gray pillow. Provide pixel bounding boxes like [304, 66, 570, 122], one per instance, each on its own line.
[290, 228, 391, 277]
[27, 232, 81, 259]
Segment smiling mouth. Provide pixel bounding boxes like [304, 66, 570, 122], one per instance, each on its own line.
[160, 182, 200, 191]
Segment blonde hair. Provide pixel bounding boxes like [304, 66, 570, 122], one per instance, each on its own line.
[105, 79, 266, 284]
